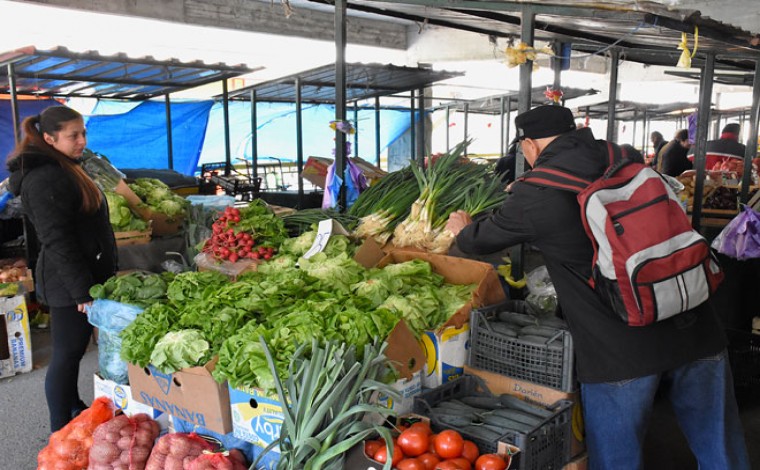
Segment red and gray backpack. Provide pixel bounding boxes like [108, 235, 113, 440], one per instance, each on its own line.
[522, 142, 723, 327]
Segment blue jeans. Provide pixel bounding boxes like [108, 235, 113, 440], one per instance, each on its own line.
[581, 350, 750, 470]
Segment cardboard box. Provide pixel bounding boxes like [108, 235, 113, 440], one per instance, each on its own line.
[372, 370, 422, 418]
[127, 357, 232, 434]
[465, 365, 585, 458]
[0, 258, 34, 293]
[301, 156, 386, 189]
[0, 295, 32, 378]
[372, 250, 506, 389]
[93, 373, 170, 432]
[228, 385, 282, 470]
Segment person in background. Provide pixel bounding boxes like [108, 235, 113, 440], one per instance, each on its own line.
[446, 105, 750, 470]
[494, 138, 518, 184]
[688, 122, 746, 170]
[6, 106, 117, 433]
[649, 131, 666, 166]
[657, 129, 693, 177]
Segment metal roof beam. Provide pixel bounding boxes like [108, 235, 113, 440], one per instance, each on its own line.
[353, 0, 636, 18]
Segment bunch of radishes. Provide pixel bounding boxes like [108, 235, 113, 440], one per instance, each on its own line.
[202, 206, 275, 263]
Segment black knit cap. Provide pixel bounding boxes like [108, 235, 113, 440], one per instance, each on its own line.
[515, 105, 576, 140]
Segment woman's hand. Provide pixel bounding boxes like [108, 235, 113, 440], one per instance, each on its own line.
[77, 301, 93, 314]
[445, 210, 473, 236]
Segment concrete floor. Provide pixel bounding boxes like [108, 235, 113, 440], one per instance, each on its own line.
[1, 327, 759, 469]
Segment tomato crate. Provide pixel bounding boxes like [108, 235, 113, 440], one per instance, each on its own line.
[726, 328, 760, 404]
[468, 301, 576, 392]
[413, 375, 572, 470]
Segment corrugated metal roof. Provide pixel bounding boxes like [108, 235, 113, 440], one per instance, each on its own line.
[447, 86, 599, 114]
[575, 100, 702, 120]
[0, 46, 257, 100]
[225, 62, 462, 103]
[308, 0, 760, 70]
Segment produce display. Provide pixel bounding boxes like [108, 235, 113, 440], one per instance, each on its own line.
[186, 451, 247, 470]
[90, 272, 175, 308]
[0, 258, 29, 283]
[145, 433, 214, 470]
[201, 201, 287, 262]
[281, 208, 359, 236]
[88, 413, 160, 470]
[105, 191, 148, 232]
[703, 186, 739, 210]
[129, 178, 189, 218]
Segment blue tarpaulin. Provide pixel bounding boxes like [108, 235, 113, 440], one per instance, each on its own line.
[0, 99, 62, 181]
[86, 100, 214, 175]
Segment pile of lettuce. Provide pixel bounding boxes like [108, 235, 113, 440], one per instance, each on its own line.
[129, 178, 189, 218]
[89, 271, 175, 308]
[105, 191, 148, 232]
[119, 228, 476, 388]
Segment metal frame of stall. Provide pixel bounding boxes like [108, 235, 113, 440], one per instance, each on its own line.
[321, 0, 760, 278]
[0, 46, 256, 171]
[223, 62, 462, 209]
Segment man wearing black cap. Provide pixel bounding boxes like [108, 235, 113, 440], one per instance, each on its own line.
[446, 105, 749, 470]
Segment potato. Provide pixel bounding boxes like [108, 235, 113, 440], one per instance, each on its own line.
[116, 435, 133, 451]
[88, 441, 120, 464]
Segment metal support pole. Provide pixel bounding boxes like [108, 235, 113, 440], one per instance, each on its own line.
[512, 5, 535, 288]
[500, 96, 506, 158]
[445, 105, 451, 150]
[334, 0, 348, 209]
[295, 78, 304, 208]
[222, 79, 231, 176]
[7, 64, 20, 144]
[410, 91, 417, 164]
[607, 49, 619, 142]
[631, 111, 637, 147]
[741, 61, 760, 203]
[375, 97, 381, 168]
[164, 94, 174, 170]
[463, 102, 470, 156]
[641, 110, 648, 155]
[552, 44, 562, 107]
[417, 87, 425, 162]
[691, 52, 716, 231]
[251, 90, 258, 179]
[353, 101, 359, 159]
[506, 97, 512, 150]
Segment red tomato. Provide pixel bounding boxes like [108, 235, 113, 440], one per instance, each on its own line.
[374, 443, 404, 466]
[428, 434, 438, 453]
[418, 452, 441, 470]
[474, 454, 508, 470]
[364, 439, 382, 458]
[409, 421, 434, 436]
[396, 458, 427, 470]
[448, 457, 472, 470]
[461, 441, 480, 463]
[434, 430, 465, 459]
[397, 429, 430, 457]
[434, 461, 464, 470]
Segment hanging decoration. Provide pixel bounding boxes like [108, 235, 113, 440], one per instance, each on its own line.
[504, 42, 554, 69]
[544, 87, 564, 104]
[676, 26, 699, 68]
[329, 120, 355, 135]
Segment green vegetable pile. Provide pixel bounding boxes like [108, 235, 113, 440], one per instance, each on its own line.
[105, 191, 148, 232]
[129, 178, 189, 218]
[89, 271, 175, 308]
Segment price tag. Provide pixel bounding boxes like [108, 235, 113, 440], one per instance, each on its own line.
[301, 219, 349, 260]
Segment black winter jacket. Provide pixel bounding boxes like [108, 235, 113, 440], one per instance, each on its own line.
[455, 128, 726, 383]
[7, 150, 117, 307]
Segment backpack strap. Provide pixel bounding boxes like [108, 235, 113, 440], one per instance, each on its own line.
[520, 140, 623, 193]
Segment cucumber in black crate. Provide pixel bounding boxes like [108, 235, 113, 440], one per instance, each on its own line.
[413, 375, 573, 470]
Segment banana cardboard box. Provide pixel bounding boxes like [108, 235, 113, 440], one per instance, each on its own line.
[0, 294, 32, 378]
[228, 385, 282, 470]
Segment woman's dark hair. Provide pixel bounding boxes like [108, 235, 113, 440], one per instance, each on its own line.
[8, 106, 102, 213]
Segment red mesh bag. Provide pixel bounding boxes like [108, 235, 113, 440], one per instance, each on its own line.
[187, 449, 247, 470]
[87, 412, 160, 470]
[144, 432, 214, 470]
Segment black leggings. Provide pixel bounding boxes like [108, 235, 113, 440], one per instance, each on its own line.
[46, 305, 92, 432]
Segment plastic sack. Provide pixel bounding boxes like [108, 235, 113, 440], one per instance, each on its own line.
[37, 397, 115, 470]
[145, 432, 214, 470]
[322, 158, 369, 210]
[711, 206, 760, 260]
[88, 413, 160, 470]
[87, 299, 144, 384]
[525, 265, 559, 316]
[82, 151, 126, 192]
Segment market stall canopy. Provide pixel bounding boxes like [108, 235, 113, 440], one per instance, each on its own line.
[308, 0, 760, 69]
[224, 62, 463, 103]
[0, 46, 258, 100]
[575, 100, 703, 121]
[665, 70, 756, 86]
[448, 86, 600, 114]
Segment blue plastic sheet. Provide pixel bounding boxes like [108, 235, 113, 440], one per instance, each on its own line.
[87, 299, 144, 384]
[0, 99, 62, 181]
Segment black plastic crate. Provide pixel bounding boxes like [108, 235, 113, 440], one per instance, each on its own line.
[413, 375, 572, 470]
[469, 301, 576, 392]
[727, 329, 760, 403]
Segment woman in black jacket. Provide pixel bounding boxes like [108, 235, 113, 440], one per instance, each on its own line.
[6, 106, 117, 432]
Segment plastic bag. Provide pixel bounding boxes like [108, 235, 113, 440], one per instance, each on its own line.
[37, 397, 115, 470]
[87, 299, 144, 384]
[711, 206, 760, 260]
[525, 265, 559, 316]
[322, 158, 369, 210]
[82, 151, 126, 192]
[187, 450, 247, 470]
